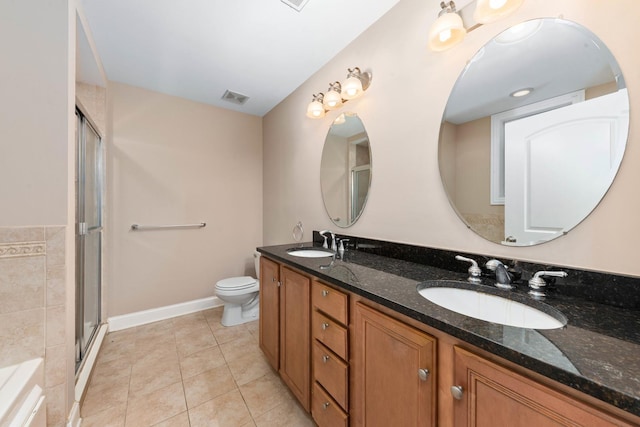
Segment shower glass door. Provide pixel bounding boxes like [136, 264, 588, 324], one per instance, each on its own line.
[75, 108, 103, 372]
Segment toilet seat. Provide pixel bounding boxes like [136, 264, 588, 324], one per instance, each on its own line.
[215, 276, 257, 291]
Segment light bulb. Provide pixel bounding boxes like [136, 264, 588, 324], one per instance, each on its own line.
[428, 11, 466, 52]
[474, 0, 523, 24]
[342, 76, 363, 100]
[306, 99, 325, 118]
[323, 90, 343, 109]
[439, 29, 452, 42]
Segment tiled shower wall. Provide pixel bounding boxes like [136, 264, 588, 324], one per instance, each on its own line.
[0, 226, 68, 426]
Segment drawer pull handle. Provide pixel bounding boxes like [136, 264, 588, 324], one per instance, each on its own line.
[322, 355, 330, 363]
[418, 368, 430, 381]
[322, 402, 330, 410]
[321, 322, 330, 330]
[451, 385, 464, 400]
[322, 289, 329, 297]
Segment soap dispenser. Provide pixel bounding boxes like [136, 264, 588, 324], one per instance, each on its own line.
[338, 240, 345, 259]
[322, 235, 328, 249]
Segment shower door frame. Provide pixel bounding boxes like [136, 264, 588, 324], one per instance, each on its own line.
[75, 107, 103, 373]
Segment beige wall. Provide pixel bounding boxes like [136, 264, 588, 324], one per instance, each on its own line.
[0, 1, 76, 425]
[263, 0, 640, 277]
[0, 0, 71, 227]
[106, 82, 263, 316]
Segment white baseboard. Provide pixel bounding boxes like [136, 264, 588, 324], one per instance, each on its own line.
[67, 400, 81, 427]
[108, 296, 223, 332]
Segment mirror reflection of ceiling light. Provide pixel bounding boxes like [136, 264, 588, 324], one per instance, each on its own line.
[510, 88, 533, 97]
[306, 67, 372, 119]
[333, 113, 346, 125]
[494, 19, 541, 44]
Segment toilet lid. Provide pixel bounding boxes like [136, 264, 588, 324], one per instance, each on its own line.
[216, 276, 257, 291]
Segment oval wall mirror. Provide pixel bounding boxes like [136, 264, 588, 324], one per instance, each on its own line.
[438, 18, 629, 246]
[321, 112, 372, 228]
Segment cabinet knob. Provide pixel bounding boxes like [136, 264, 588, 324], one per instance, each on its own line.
[322, 355, 330, 363]
[418, 368, 430, 381]
[321, 322, 330, 330]
[272, 277, 276, 282]
[322, 402, 330, 410]
[322, 289, 329, 297]
[451, 385, 464, 400]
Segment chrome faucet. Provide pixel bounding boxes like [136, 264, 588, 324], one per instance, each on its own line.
[455, 255, 482, 284]
[528, 270, 567, 299]
[319, 230, 337, 251]
[485, 259, 515, 290]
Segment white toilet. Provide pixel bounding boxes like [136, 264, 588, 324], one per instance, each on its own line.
[215, 251, 260, 326]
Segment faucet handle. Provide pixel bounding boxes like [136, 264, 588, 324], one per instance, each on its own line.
[528, 270, 567, 299]
[455, 255, 482, 284]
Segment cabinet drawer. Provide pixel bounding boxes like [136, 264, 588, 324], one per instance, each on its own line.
[313, 341, 348, 410]
[312, 281, 348, 325]
[313, 310, 348, 360]
[312, 382, 348, 427]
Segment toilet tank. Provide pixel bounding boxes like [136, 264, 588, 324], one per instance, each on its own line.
[254, 251, 261, 278]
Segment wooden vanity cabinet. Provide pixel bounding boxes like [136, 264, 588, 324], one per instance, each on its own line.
[259, 257, 311, 411]
[452, 346, 637, 427]
[352, 302, 437, 427]
[311, 280, 350, 427]
[259, 256, 280, 370]
[260, 257, 640, 426]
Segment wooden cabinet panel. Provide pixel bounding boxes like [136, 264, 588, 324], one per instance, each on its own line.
[259, 256, 280, 371]
[453, 346, 636, 427]
[313, 340, 349, 410]
[353, 302, 436, 427]
[313, 382, 349, 427]
[312, 280, 348, 324]
[313, 310, 348, 360]
[279, 266, 311, 411]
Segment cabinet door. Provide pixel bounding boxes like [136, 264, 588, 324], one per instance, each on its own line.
[353, 303, 436, 427]
[280, 266, 311, 411]
[453, 346, 634, 427]
[259, 257, 280, 370]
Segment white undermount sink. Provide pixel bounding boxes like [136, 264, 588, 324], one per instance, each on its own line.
[418, 283, 566, 330]
[286, 247, 335, 258]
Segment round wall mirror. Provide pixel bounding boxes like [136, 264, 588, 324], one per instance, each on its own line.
[438, 18, 629, 246]
[321, 112, 372, 228]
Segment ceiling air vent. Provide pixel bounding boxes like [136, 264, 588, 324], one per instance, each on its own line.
[281, 0, 311, 12]
[221, 90, 249, 106]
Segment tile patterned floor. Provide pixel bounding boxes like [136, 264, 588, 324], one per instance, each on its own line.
[80, 307, 315, 426]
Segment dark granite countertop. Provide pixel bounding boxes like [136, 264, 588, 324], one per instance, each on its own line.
[257, 242, 640, 418]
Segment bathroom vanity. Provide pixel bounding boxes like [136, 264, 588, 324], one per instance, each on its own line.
[257, 239, 640, 427]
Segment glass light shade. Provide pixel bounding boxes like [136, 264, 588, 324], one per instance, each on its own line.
[306, 100, 325, 118]
[474, 0, 524, 24]
[323, 90, 343, 109]
[341, 76, 363, 100]
[428, 12, 466, 52]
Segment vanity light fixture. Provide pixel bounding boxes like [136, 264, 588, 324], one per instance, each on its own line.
[474, 0, 523, 24]
[341, 67, 371, 100]
[306, 93, 326, 118]
[428, 0, 526, 52]
[323, 82, 343, 109]
[306, 67, 372, 119]
[428, 1, 467, 52]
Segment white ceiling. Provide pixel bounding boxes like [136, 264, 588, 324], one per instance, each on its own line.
[79, 0, 400, 117]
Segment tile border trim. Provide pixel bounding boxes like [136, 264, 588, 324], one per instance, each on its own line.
[0, 242, 46, 259]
